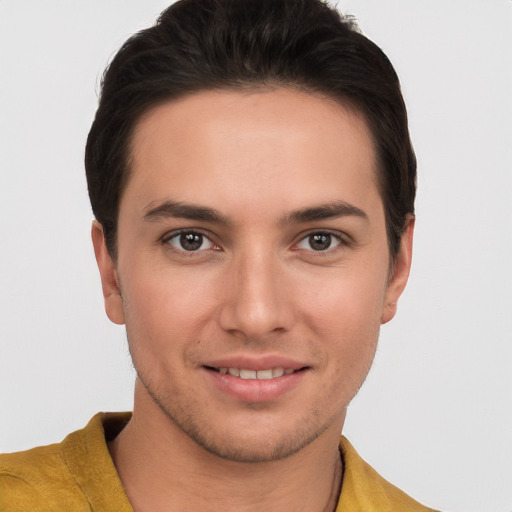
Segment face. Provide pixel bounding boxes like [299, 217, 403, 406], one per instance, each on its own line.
[93, 88, 413, 462]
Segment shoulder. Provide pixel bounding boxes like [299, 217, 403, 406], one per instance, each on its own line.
[0, 441, 87, 511]
[0, 412, 132, 512]
[337, 436, 440, 512]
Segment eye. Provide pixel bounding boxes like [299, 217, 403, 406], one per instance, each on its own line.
[165, 231, 216, 252]
[296, 232, 342, 252]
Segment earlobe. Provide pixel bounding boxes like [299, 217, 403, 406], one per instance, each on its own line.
[91, 221, 125, 325]
[381, 216, 415, 325]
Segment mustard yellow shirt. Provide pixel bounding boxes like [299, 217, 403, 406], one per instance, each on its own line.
[0, 412, 437, 512]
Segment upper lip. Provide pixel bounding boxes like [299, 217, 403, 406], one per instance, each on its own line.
[203, 355, 308, 371]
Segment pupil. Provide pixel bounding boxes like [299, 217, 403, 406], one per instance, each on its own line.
[310, 234, 331, 251]
[180, 233, 202, 251]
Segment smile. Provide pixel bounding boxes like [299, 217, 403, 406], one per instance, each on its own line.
[204, 364, 308, 401]
[211, 367, 296, 379]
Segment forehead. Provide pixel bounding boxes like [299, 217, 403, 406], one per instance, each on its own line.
[124, 88, 380, 220]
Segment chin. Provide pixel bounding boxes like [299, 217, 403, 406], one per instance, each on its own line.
[142, 377, 335, 463]
[193, 421, 332, 463]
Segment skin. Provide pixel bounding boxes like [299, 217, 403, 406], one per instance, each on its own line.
[92, 88, 414, 512]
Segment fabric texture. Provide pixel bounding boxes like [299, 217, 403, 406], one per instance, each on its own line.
[0, 412, 436, 512]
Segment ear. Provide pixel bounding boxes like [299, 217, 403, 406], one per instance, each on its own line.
[91, 221, 125, 325]
[381, 216, 415, 325]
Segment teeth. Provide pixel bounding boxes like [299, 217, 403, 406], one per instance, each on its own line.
[272, 368, 284, 377]
[240, 369, 257, 379]
[256, 369, 273, 379]
[217, 367, 294, 379]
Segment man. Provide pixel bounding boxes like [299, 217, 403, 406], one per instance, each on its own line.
[0, 0, 437, 510]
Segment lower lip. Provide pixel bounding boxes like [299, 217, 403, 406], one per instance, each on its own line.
[203, 368, 307, 402]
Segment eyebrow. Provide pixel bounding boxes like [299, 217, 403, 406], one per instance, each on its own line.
[143, 201, 230, 225]
[281, 201, 368, 225]
[143, 199, 368, 225]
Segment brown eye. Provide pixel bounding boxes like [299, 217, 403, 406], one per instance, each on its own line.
[297, 232, 341, 252]
[166, 231, 215, 252]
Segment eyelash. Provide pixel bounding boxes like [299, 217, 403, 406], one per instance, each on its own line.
[161, 229, 348, 255]
[162, 230, 219, 254]
[295, 231, 345, 253]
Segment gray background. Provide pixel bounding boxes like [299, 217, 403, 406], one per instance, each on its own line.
[1, 1, 511, 511]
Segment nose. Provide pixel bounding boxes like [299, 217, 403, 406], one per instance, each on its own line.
[218, 250, 294, 340]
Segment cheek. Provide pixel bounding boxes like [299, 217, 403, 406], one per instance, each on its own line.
[297, 268, 386, 377]
[298, 268, 387, 329]
[120, 264, 219, 352]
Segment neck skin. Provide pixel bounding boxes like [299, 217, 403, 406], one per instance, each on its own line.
[108, 380, 345, 512]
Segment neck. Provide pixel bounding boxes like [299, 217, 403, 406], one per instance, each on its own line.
[109, 384, 345, 512]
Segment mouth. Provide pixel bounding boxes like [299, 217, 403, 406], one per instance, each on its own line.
[204, 366, 307, 380]
[203, 363, 309, 402]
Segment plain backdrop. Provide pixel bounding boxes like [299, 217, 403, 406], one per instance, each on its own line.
[1, 1, 511, 511]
